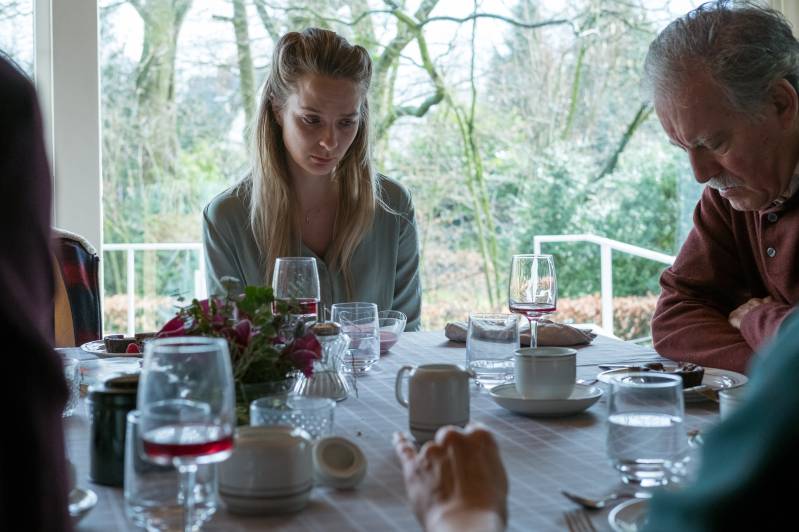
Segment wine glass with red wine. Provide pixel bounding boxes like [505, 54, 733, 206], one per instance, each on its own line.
[272, 257, 321, 324]
[138, 337, 235, 532]
[508, 254, 558, 348]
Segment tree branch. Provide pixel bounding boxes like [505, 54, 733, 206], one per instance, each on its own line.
[593, 103, 653, 182]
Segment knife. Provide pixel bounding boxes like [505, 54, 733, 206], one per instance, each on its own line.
[598, 364, 652, 370]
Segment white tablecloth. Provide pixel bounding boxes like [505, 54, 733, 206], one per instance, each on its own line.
[65, 331, 721, 531]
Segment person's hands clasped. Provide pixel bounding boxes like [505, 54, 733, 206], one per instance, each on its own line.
[393, 424, 508, 532]
[729, 296, 773, 329]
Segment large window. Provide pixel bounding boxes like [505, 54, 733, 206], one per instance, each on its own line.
[99, 0, 703, 339]
[0, 1, 33, 76]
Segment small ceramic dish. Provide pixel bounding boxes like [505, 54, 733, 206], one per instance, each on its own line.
[69, 487, 98, 525]
[313, 436, 367, 489]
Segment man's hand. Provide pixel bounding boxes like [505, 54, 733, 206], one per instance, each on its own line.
[393, 424, 508, 532]
[729, 296, 773, 329]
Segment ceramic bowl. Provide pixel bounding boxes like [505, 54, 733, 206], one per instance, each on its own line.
[219, 426, 313, 515]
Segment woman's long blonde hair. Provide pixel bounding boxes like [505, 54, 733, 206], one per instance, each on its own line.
[250, 28, 376, 290]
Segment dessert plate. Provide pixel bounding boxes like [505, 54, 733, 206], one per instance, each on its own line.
[489, 383, 602, 417]
[80, 340, 140, 358]
[609, 498, 648, 532]
[597, 367, 747, 403]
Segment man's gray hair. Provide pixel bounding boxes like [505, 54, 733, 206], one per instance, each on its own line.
[644, 1, 799, 114]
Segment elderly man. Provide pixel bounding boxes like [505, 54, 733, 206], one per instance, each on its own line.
[648, 2, 799, 373]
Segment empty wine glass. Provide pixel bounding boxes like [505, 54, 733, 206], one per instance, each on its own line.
[508, 254, 557, 348]
[138, 337, 235, 532]
[272, 257, 321, 325]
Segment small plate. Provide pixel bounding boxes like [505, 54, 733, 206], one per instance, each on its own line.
[597, 367, 747, 403]
[69, 487, 98, 525]
[80, 340, 140, 358]
[488, 383, 602, 417]
[609, 498, 648, 532]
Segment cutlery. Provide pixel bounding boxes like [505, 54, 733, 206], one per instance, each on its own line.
[564, 508, 598, 532]
[561, 490, 633, 510]
[598, 364, 652, 370]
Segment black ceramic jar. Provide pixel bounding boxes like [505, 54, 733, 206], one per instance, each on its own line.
[87, 374, 138, 486]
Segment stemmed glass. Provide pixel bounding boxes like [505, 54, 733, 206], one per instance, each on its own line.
[272, 257, 321, 324]
[138, 337, 235, 532]
[508, 254, 557, 348]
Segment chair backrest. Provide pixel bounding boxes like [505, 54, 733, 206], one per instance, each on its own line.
[52, 228, 101, 347]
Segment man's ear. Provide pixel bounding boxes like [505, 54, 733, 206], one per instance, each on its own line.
[771, 78, 798, 129]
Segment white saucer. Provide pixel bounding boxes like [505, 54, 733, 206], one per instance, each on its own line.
[69, 487, 98, 525]
[597, 367, 748, 403]
[489, 383, 603, 416]
[609, 498, 648, 532]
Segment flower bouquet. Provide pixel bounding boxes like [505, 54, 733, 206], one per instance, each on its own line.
[155, 283, 322, 424]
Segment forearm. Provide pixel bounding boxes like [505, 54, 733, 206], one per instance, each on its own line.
[652, 299, 753, 373]
[424, 505, 505, 532]
[739, 302, 795, 351]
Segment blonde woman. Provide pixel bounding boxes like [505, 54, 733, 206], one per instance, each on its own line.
[203, 28, 421, 330]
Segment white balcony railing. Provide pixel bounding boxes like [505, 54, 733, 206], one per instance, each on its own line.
[103, 243, 207, 336]
[533, 234, 675, 336]
[104, 235, 674, 338]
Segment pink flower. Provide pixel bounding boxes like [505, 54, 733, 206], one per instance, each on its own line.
[157, 315, 187, 338]
[225, 319, 253, 349]
[283, 333, 322, 377]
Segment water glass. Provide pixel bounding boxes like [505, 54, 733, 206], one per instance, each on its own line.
[607, 373, 688, 490]
[63, 356, 80, 417]
[250, 394, 335, 441]
[466, 313, 520, 388]
[332, 302, 380, 374]
[124, 411, 217, 530]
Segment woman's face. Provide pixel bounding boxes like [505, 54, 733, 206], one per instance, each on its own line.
[277, 74, 362, 181]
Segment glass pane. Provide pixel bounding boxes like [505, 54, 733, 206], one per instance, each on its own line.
[99, 0, 699, 339]
[0, 0, 34, 77]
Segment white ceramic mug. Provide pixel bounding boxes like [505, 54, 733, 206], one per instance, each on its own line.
[395, 364, 471, 443]
[514, 347, 576, 399]
[218, 426, 313, 515]
[719, 385, 748, 420]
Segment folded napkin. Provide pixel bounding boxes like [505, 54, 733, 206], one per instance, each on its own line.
[445, 319, 596, 347]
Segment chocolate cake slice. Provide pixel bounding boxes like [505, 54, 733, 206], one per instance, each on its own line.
[644, 362, 705, 388]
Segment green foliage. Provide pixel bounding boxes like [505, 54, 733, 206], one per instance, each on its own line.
[99, 0, 699, 333]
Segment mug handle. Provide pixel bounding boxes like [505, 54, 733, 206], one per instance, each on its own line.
[395, 365, 413, 408]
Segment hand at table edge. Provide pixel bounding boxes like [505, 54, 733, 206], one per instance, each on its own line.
[393, 424, 508, 532]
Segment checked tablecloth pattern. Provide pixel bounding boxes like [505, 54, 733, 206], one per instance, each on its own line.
[65, 331, 722, 531]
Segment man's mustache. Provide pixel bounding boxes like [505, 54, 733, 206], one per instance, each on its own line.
[706, 174, 743, 190]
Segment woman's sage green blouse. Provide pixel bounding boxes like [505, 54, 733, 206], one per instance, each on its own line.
[202, 175, 422, 330]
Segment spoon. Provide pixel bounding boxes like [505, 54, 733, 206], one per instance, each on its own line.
[561, 490, 633, 510]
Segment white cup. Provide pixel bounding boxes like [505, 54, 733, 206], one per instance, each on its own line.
[514, 347, 576, 399]
[719, 385, 748, 420]
[395, 364, 471, 443]
[218, 426, 313, 515]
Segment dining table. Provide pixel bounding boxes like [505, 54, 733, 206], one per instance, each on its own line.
[62, 330, 725, 531]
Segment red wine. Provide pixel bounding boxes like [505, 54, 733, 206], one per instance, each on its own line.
[273, 298, 318, 318]
[143, 423, 233, 463]
[509, 302, 556, 319]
